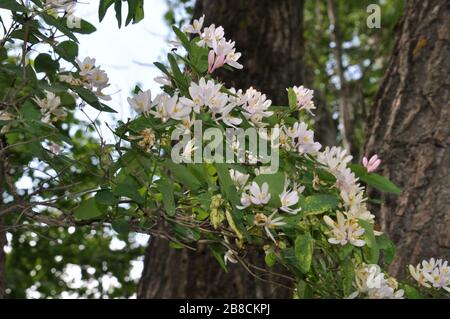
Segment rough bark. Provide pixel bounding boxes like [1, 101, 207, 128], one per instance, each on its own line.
[365, 0, 450, 277]
[137, 0, 306, 298]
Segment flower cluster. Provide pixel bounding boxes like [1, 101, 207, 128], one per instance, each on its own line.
[409, 258, 450, 292]
[318, 146, 377, 247]
[292, 85, 316, 116]
[44, 0, 80, 29]
[184, 15, 243, 73]
[350, 264, 404, 299]
[32, 91, 67, 124]
[75, 57, 112, 101]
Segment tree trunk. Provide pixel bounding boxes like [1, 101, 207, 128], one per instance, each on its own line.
[137, 0, 306, 298]
[365, 0, 450, 277]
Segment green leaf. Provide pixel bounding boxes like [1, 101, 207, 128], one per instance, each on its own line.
[300, 194, 339, 214]
[156, 179, 176, 216]
[114, 176, 144, 204]
[42, 13, 78, 43]
[208, 244, 227, 272]
[264, 252, 277, 268]
[114, 0, 122, 28]
[358, 219, 380, 264]
[402, 284, 422, 299]
[350, 164, 401, 194]
[167, 53, 188, 91]
[95, 190, 118, 206]
[71, 19, 97, 34]
[214, 163, 240, 207]
[98, 0, 115, 22]
[74, 198, 105, 220]
[55, 41, 79, 62]
[287, 87, 298, 110]
[295, 233, 314, 273]
[72, 86, 117, 113]
[172, 25, 190, 50]
[342, 258, 355, 297]
[376, 234, 396, 265]
[163, 160, 202, 191]
[0, 0, 29, 12]
[34, 53, 59, 74]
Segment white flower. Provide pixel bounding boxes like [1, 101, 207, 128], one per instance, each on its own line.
[154, 74, 172, 87]
[409, 258, 450, 292]
[317, 146, 353, 172]
[33, 91, 61, 112]
[241, 87, 273, 126]
[150, 93, 171, 122]
[292, 85, 316, 116]
[287, 122, 321, 154]
[164, 95, 192, 120]
[128, 89, 152, 115]
[32, 91, 66, 123]
[229, 169, 249, 189]
[198, 24, 225, 50]
[249, 182, 271, 205]
[76, 57, 96, 76]
[187, 77, 223, 113]
[180, 139, 198, 162]
[219, 104, 242, 127]
[238, 182, 271, 209]
[279, 179, 302, 214]
[183, 15, 205, 35]
[224, 250, 238, 265]
[352, 264, 404, 299]
[254, 212, 286, 244]
[323, 212, 365, 247]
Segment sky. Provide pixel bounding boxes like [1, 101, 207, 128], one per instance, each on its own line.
[73, 0, 172, 142]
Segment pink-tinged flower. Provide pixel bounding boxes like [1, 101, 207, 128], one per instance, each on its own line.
[207, 50, 225, 73]
[362, 154, 381, 173]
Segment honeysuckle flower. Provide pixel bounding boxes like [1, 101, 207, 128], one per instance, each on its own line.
[254, 212, 286, 244]
[207, 49, 225, 74]
[292, 85, 316, 116]
[208, 91, 229, 114]
[323, 212, 365, 247]
[183, 14, 205, 35]
[198, 24, 225, 50]
[58, 73, 84, 86]
[249, 182, 271, 205]
[86, 67, 109, 87]
[32, 91, 67, 123]
[317, 146, 353, 172]
[128, 89, 152, 115]
[150, 93, 171, 122]
[76, 57, 96, 76]
[216, 104, 242, 127]
[175, 115, 195, 134]
[363, 154, 381, 173]
[180, 139, 198, 162]
[287, 122, 321, 154]
[279, 179, 301, 214]
[187, 77, 223, 113]
[229, 169, 250, 189]
[164, 95, 192, 120]
[279, 189, 300, 214]
[409, 258, 450, 292]
[154, 74, 172, 87]
[129, 128, 156, 152]
[241, 87, 273, 126]
[352, 264, 404, 299]
[224, 249, 238, 265]
[33, 91, 61, 112]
